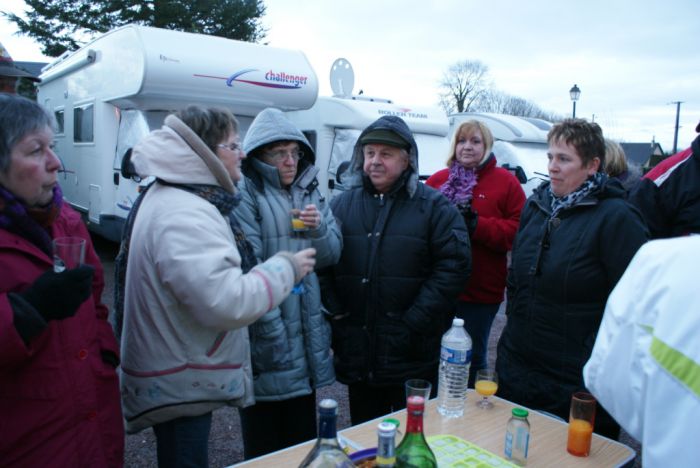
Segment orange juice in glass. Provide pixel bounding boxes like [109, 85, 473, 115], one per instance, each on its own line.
[567, 392, 596, 457]
[475, 369, 498, 409]
[567, 418, 593, 456]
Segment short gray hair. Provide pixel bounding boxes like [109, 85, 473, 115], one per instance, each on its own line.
[0, 94, 54, 172]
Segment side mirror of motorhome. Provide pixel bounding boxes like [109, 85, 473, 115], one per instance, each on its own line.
[501, 163, 528, 184]
[120, 148, 141, 183]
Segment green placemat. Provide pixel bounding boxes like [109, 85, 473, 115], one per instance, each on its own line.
[427, 434, 518, 467]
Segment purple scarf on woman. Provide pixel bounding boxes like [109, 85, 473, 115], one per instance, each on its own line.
[439, 161, 478, 206]
[0, 184, 63, 256]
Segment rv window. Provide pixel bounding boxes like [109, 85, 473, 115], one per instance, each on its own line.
[329, 128, 361, 178]
[114, 110, 168, 170]
[302, 131, 317, 153]
[414, 133, 450, 180]
[54, 109, 65, 134]
[74, 104, 94, 143]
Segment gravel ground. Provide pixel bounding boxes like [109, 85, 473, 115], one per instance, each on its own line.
[93, 233, 641, 467]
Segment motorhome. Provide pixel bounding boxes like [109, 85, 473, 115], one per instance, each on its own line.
[449, 112, 552, 195]
[285, 58, 450, 196]
[38, 25, 318, 241]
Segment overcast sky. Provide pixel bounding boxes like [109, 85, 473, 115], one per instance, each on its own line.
[3, 0, 698, 151]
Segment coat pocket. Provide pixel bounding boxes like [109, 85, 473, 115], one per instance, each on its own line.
[249, 308, 291, 373]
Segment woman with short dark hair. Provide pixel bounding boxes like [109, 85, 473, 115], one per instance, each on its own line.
[496, 119, 648, 439]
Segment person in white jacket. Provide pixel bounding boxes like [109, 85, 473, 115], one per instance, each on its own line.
[118, 106, 316, 468]
[584, 236, 700, 467]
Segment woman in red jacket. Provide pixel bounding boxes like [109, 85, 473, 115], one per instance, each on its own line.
[426, 120, 525, 386]
[0, 94, 123, 466]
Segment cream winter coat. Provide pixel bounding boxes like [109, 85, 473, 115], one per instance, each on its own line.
[120, 115, 297, 433]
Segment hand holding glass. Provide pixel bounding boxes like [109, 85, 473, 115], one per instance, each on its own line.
[567, 392, 596, 457]
[474, 369, 498, 409]
[52, 237, 86, 272]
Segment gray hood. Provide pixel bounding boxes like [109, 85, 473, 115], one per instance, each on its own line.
[343, 115, 420, 197]
[242, 107, 315, 164]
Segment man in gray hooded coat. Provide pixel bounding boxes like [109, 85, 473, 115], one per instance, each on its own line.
[321, 115, 471, 425]
[236, 108, 342, 458]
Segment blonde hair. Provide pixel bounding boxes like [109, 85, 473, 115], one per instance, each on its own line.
[604, 139, 627, 177]
[446, 120, 494, 167]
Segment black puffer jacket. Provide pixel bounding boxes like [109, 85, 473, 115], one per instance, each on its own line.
[496, 177, 648, 421]
[323, 116, 471, 386]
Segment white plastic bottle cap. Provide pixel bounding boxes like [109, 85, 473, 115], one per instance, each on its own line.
[453, 318, 464, 327]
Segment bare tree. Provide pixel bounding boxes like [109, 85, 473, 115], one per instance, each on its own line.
[438, 60, 491, 114]
[473, 89, 565, 122]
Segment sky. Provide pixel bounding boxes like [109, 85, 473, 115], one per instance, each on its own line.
[2, 0, 699, 152]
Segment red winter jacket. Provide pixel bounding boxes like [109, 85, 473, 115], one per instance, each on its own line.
[426, 155, 525, 303]
[0, 204, 124, 467]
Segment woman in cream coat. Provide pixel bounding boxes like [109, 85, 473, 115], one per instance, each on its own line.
[118, 106, 315, 467]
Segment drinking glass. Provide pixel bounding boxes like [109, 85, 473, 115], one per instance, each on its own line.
[290, 200, 310, 295]
[474, 369, 498, 409]
[52, 237, 86, 272]
[567, 392, 596, 457]
[405, 379, 432, 404]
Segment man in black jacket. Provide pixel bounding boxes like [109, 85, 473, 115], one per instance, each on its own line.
[629, 122, 700, 239]
[321, 115, 471, 424]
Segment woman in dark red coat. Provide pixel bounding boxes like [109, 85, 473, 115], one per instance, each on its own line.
[426, 120, 525, 386]
[0, 95, 123, 466]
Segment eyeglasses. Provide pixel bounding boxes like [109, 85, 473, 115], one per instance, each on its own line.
[263, 150, 304, 163]
[218, 142, 242, 153]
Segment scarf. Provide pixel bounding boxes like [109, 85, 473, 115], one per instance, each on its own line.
[0, 184, 63, 256]
[549, 172, 605, 218]
[113, 181, 256, 339]
[529, 172, 605, 276]
[439, 161, 478, 207]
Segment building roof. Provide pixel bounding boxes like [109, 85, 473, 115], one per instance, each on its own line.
[620, 142, 664, 166]
[13, 61, 48, 78]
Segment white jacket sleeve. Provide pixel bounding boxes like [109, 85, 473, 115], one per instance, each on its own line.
[583, 237, 700, 468]
[153, 199, 295, 330]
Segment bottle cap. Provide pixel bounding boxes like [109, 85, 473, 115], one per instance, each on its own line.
[318, 398, 338, 415]
[377, 421, 397, 435]
[512, 407, 529, 418]
[382, 418, 400, 429]
[453, 317, 465, 327]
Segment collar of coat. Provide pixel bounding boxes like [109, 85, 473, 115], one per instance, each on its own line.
[164, 115, 235, 194]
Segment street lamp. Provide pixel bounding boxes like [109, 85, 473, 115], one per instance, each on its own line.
[569, 84, 581, 118]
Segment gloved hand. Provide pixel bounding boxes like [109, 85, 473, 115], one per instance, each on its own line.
[17, 265, 95, 322]
[457, 203, 478, 236]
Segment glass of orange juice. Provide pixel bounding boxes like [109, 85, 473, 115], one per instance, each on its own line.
[567, 392, 596, 457]
[474, 369, 498, 409]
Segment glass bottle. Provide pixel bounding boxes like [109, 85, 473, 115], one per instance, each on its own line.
[298, 399, 354, 468]
[504, 407, 530, 466]
[395, 396, 437, 467]
[376, 421, 397, 467]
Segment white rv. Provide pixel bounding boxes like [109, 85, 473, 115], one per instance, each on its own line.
[285, 59, 450, 197]
[38, 25, 318, 241]
[449, 112, 552, 195]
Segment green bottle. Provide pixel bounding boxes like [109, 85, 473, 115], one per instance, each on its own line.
[395, 396, 437, 467]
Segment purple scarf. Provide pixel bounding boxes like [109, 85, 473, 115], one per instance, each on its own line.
[0, 184, 63, 256]
[439, 161, 478, 206]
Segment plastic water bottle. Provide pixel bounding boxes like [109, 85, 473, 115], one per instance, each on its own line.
[437, 317, 472, 418]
